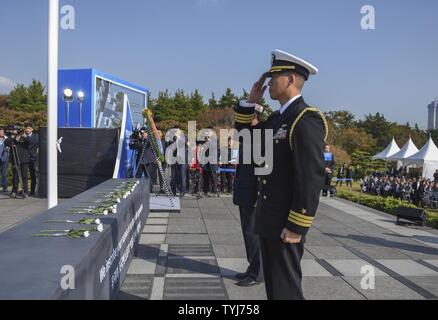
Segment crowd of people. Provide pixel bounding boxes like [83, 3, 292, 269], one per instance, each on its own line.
[361, 172, 438, 208]
[0, 125, 39, 199]
[129, 126, 237, 198]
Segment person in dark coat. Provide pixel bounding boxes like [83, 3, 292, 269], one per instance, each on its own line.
[24, 125, 38, 196]
[129, 127, 157, 192]
[4, 129, 31, 198]
[233, 109, 263, 287]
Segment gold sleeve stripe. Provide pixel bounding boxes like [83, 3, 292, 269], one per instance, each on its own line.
[235, 112, 254, 120]
[288, 107, 329, 151]
[235, 119, 253, 124]
[288, 217, 312, 228]
[289, 211, 314, 221]
[288, 214, 313, 225]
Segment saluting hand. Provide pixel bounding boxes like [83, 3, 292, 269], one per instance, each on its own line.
[248, 75, 267, 104]
[281, 228, 302, 244]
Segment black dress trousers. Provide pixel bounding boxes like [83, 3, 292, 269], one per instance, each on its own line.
[259, 236, 306, 300]
[239, 206, 262, 281]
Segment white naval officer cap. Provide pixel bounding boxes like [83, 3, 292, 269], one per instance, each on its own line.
[263, 49, 318, 81]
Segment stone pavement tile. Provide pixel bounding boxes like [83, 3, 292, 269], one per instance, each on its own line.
[127, 257, 157, 275]
[167, 221, 207, 234]
[424, 260, 438, 268]
[302, 277, 366, 300]
[146, 218, 168, 225]
[173, 208, 202, 218]
[166, 256, 220, 275]
[136, 244, 161, 259]
[200, 206, 230, 214]
[376, 259, 438, 276]
[201, 212, 235, 220]
[342, 276, 425, 300]
[204, 222, 242, 235]
[303, 249, 314, 259]
[0, 224, 11, 233]
[168, 217, 203, 225]
[405, 276, 438, 297]
[396, 248, 438, 260]
[213, 244, 247, 259]
[165, 234, 211, 245]
[301, 260, 332, 277]
[119, 274, 154, 300]
[352, 246, 410, 259]
[217, 258, 249, 277]
[326, 259, 389, 276]
[143, 225, 168, 234]
[140, 234, 166, 245]
[305, 246, 358, 260]
[163, 277, 228, 300]
[180, 199, 199, 208]
[305, 233, 343, 247]
[149, 212, 170, 218]
[0, 216, 29, 225]
[167, 244, 214, 257]
[209, 233, 244, 245]
[223, 278, 267, 300]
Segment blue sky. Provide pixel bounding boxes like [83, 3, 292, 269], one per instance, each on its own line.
[0, 0, 437, 127]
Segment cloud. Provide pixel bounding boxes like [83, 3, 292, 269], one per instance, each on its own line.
[0, 76, 16, 94]
[194, 0, 220, 8]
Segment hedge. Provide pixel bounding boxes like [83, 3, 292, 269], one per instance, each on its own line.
[337, 190, 438, 229]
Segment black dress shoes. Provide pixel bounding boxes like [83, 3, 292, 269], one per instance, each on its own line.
[235, 272, 249, 280]
[235, 277, 262, 287]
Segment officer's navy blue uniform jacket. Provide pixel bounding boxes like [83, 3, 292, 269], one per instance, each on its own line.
[234, 97, 328, 239]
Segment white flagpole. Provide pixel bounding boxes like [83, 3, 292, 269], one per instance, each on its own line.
[48, 0, 59, 208]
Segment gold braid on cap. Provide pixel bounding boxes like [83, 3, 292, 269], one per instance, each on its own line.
[289, 107, 328, 151]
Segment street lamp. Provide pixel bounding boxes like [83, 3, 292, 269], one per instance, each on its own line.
[78, 91, 84, 127]
[63, 88, 73, 126]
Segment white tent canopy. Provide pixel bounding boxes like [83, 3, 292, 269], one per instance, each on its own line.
[372, 138, 400, 160]
[405, 137, 438, 179]
[387, 137, 419, 161]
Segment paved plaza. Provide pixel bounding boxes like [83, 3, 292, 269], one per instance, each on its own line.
[1, 193, 438, 300]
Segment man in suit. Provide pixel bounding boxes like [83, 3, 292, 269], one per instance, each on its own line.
[0, 127, 10, 193]
[24, 125, 38, 196]
[234, 50, 327, 299]
[129, 127, 157, 192]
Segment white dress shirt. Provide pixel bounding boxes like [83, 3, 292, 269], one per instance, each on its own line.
[279, 94, 302, 115]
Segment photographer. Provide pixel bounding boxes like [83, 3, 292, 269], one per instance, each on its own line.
[0, 127, 9, 193]
[4, 127, 31, 198]
[201, 130, 219, 197]
[24, 125, 38, 196]
[129, 127, 157, 192]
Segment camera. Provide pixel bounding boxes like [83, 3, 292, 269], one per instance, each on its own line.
[5, 125, 23, 139]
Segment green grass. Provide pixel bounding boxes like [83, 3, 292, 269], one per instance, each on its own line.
[335, 182, 438, 229]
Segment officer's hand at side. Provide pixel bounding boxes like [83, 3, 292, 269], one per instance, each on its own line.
[248, 75, 267, 104]
[281, 228, 302, 244]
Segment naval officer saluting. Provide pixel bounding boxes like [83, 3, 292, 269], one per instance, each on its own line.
[234, 50, 328, 300]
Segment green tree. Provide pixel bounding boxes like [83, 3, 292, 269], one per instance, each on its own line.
[7, 80, 47, 112]
[358, 113, 394, 153]
[218, 88, 238, 108]
[208, 93, 218, 109]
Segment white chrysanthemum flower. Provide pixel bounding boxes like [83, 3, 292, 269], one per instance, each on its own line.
[96, 224, 104, 232]
[95, 219, 101, 225]
[103, 210, 108, 215]
[83, 231, 90, 238]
